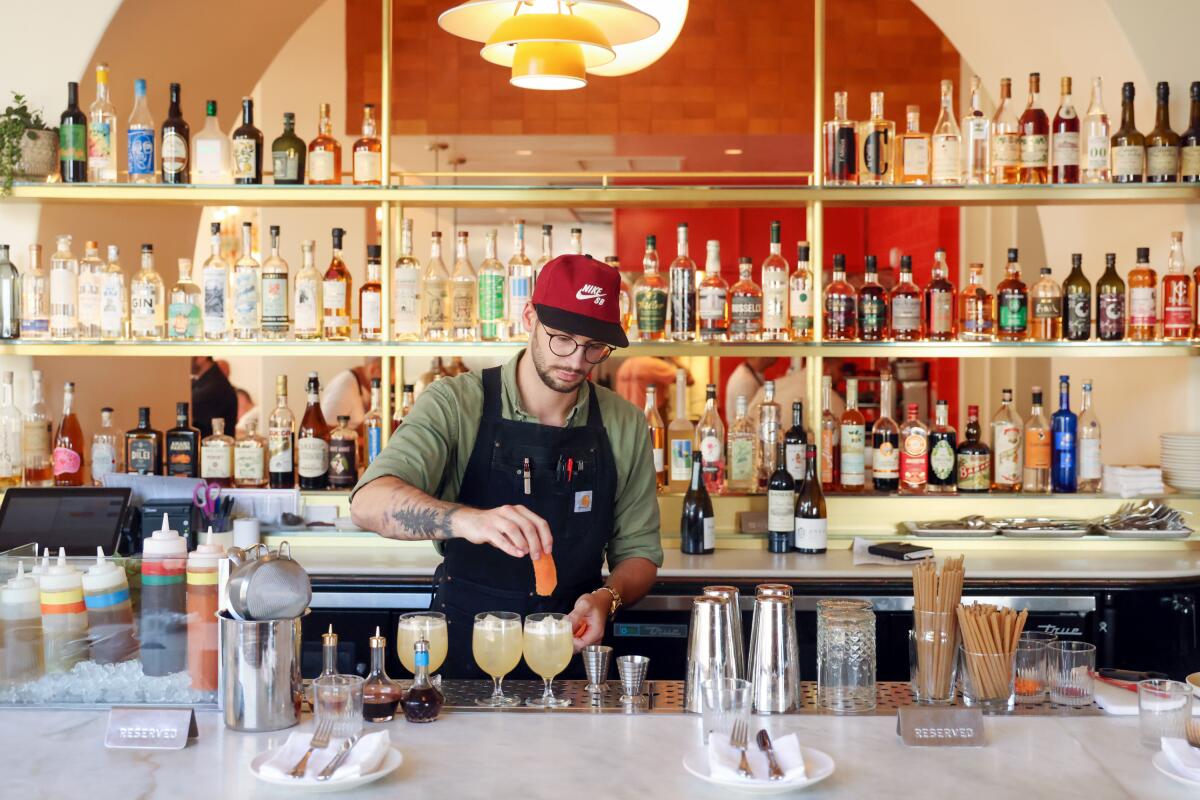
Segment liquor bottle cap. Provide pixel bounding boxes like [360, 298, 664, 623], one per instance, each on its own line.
[770, 220, 781, 242]
[543, 224, 553, 233]
[367, 244, 382, 259]
[270, 225, 280, 237]
[283, 111, 294, 123]
[338, 415, 350, 425]
[1105, 252, 1116, 266]
[332, 228, 346, 249]
[371, 377, 381, 388]
[1007, 247, 1019, 261]
[899, 255, 913, 271]
[646, 234, 656, 247]
[402, 384, 414, 392]
[797, 241, 810, 261]
[1192, 82, 1200, 100]
[1137, 246, 1149, 261]
[141, 243, 153, 254]
[207, 100, 217, 116]
[738, 256, 752, 265]
[906, 403, 918, 417]
[1157, 81, 1170, 100]
[864, 255, 877, 272]
[1071, 253, 1082, 267]
[1040, 267, 1051, 275]
[833, 253, 846, 268]
[1060, 374, 1070, 383]
[705, 383, 716, 397]
[1122, 81, 1135, 99]
[968, 404, 979, 417]
[936, 399, 947, 406]
[176, 401, 188, 417]
[211, 222, 221, 236]
[101, 406, 113, 414]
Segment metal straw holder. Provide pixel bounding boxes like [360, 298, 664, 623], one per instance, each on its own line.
[219, 609, 307, 732]
[684, 596, 738, 713]
[747, 595, 802, 713]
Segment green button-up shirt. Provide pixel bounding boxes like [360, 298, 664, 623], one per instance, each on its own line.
[353, 351, 663, 568]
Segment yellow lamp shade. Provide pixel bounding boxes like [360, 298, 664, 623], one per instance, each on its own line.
[481, 13, 615, 68]
[510, 42, 589, 90]
[438, 0, 659, 46]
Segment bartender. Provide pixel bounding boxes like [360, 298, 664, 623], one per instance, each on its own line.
[351, 254, 663, 677]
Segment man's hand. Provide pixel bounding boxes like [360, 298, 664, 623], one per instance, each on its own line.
[452, 504, 554, 560]
[567, 590, 609, 651]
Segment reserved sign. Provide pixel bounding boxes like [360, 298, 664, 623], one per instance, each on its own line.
[105, 706, 199, 750]
[896, 706, 985, 747]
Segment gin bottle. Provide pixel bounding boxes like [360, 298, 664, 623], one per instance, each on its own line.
[232, 222, 261, 340]
[77, 240, 103, 338]
[130, 244, 165, 340]
[49, 234, 77, 340]
[201, 222, 229, 340]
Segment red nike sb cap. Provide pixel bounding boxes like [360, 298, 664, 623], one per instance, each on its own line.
[532, 253, 629, 348]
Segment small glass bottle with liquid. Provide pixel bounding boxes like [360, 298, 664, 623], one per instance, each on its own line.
[363, 627, 402, 722]
[402, 639, 444, 723]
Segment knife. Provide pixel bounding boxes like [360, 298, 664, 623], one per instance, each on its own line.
[755, 729, 786, 781]
[316, 735, 360, 782]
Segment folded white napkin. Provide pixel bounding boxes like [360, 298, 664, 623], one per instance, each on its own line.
[1162, 738, 1200, 781]
[707, 731, 806, 783]
[259, 729, 390, 782]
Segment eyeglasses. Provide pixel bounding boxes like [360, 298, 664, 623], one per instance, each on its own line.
[539, 322, 614, 364]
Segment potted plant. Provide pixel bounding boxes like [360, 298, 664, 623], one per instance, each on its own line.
[0, 93, 55, 194]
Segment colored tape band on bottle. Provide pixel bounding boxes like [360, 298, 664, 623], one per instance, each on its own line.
[83, 587, 132, 609]
[40, 588, 84, 606]
[186, 571, 220, 586]
[141, 560, 186, 577]
[141, 573, 186, 586]
[41, 600, 87, 615]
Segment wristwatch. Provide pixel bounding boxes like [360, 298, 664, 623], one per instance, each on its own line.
[597, 585, 622, 618]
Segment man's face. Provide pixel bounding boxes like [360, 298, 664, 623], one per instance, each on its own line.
[190, 357, 210, 377]
[524, 304, 593, 394]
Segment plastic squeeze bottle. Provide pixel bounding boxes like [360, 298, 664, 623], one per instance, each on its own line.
[140, 514, 188, 676]
[1, 562, 45, 684]
[40, 548, 89, 673]
[186, 529, 224, 692]
[81, 547, 137, 665]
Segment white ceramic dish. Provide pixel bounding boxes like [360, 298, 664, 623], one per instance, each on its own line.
[682, 746, 835, 794]
[249, 746, 403, 793]
[1153, 750, 1200, 788]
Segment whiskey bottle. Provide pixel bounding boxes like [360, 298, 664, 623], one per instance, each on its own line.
[322, 227, 353, 340]
[1029, 267, 1063, 341]
[194, 100, 231, 184]
[605, 255, 634, 332]
[231, 97, 263, 185]
[819, 375, 839, 490]
[766, 442, 794, 553]
[1110, 82, 1145, 183]
[962, 76, 990, 185]
[364, 378, 383, 466]
[729, 258, 763, 341]
[899, 403, 928, 495]
[298, 372, 330, 490]
[1077, 381, 1103, 493]
[872, 376, 900, 492]
[1051, 76, 1080, 184]
[0, 373, 18, 488]
[761, 221, 790, 340]
[823, 254, 857, 341]
[293, 240, 323, 340]
[201, 222, 228, 340]
[1162, 231, 1194, 340]
[307, 103, 341, 185]
[271, 112, 306, 184]
[991, 78, 1020, 184]
[697, 240, 729, 341]
[232, 222, 261, 340]
[1146, 82, 1180, 183]
[1022, 387, 1051, 494]
[234, 419, 268, 488]
[634, 235, 667, 341]
[1019, 72, 1050, 184]
[127, 79, 155, 184]
[756, 380, 782, 491]
[824, 90, 857, 185]
[200, 418, 234, 488]
[506, 221, 532, 339]
[995, 248, 1028, 341]
[268, 375, 295, 489]
[167, 257, 201, 340]
[990, 389, 1022, 492]
[78, 240, 102, 338]
[725, 395, 757, 493]
[695, 384, 725, 494]
[931, 80, 962, 185]
[360, 245, 383, 340]
[959, 262, 993, 341]
[48, 234, 78, 340]
[860, 91, 895, 185]
[667, 223, 697, 341]
[789, 242, 815, 341]
[924, 248, 956, 341]
[130, 244, 165, 340]
[858, 255, 887, 341]
[352, 104, 383, 185]
[1127, 246, 1157, 341]
[0, 245, 19, 340]
[1062, 254, 1093, 341]
[666, 369, 693, 493]
[1183, 82, 1200, 183]
[52, 382, 84, 487]
[160, 82, 189, 185]
[125, 406, 163, 477]
[420, 231, 450, 341]
[328, 415, 358, 489]
[645, 384, 667, 490]
[680, 454, 714, 555]
[926, 400, 957, 494]
[1083, 78, 1111, 183]
[261, 225, 290, 340]
[889, 255, 922, 341]
[1050, 376, 1078, 493]
[478, 230, 507, 341]
[394, 218, 421, 340]
[450, 231, 478, 341]
[164, 401, 199, 478]
[90, 406, 119, 485]
[794, 445, 827, 554]
[87, 65, 117, 183]
[21, 244, 48, 340]
[956, 405, 990, 494]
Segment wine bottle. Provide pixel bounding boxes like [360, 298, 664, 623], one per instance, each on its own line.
[680, 454, 714, 555]
[766, 442, 794, 553]
[794, 444, 827, 554]
[783, 401, 807, 481]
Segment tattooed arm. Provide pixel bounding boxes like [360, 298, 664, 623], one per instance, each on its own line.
[351, 476, 553, 559]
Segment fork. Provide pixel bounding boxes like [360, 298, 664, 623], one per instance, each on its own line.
[289, 718, 334, 778]
[730, 718, 753, 779]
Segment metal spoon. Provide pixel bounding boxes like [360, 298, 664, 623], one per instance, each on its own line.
[755, 729, 786, 781]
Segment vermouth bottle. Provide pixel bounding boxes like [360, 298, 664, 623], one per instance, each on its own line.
[667, 223, 696, 341]
[160, 82, 189, 184]
[1182, 82, 1200, 183]
[1062, 254, 1092, 341]
[201, 222, 229, 340]
[232, 221, 261, 340]
[899, 403, 928, 495]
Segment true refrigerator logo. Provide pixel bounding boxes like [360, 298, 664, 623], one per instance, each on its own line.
[1034, 623, 1083, 637]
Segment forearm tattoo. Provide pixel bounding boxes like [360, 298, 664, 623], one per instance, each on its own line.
[389, 501, 460, 540]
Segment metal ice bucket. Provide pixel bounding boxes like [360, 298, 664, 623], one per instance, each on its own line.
[219, 609, 307, 731]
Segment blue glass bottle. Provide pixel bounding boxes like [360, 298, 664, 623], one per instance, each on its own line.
[1051, 375, 1078, 492]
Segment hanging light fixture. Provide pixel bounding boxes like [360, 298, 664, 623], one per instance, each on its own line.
[588, 1, 687, 77]
[438, 0, 661, 90]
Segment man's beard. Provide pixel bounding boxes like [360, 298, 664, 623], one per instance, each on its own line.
[530, 339, 589, 394]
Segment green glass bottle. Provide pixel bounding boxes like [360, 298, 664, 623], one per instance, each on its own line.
[271, 112, 306, 185]
[1061, 253, 1092, 341]
[1095, 252, 1126, 341]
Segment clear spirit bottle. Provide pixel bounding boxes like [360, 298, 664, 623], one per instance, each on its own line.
[931, 80, 962, 185]
[962, 76, 990, 184]
[859, 91, 895, 185]
[761, 220, 789, 340]
[393, 218, 421, 340]
[991, 78, 1020, 184]
[0, 372, 21, 488]
[824, 90, 857, 185]
[1051, 76, 1080, 184]
[232, 222, 261, 340]
[697, 240, 728, 341]
[201, 222, 228, 340]
[789, 242, 815, 341]
[87, 64, 117, 183]
[195, 100, 232, 184]
[756, 380, 781, 491]
[507, 220, 533, 338]
[1162, 231, 1194, 340]
[1019, 72, 1050, 184]
[605, 256, 633, 332]
[232, 98, 264, 184]
[167, 257, 201, 340]
[352, 103, 383, 185]
[293, 240, 323, 341]
[570, 227, 583, 255]
[1083, 78, 1111, 183]
[1077, 380, 1102, 493]
[22, 369, 52, 487]
[420, 231, 450, 341]
[533, 224, 553, 287]
[823, 254, 856, 341]
[130, 244, 165, 340]
[668, 223, 697, 341]
[896, 105, 931, 185]
[99, 245, 126, 339]
[261, 225, 289, 340]
[49, 234, 77, 340]
[0, 246, 17, 340]
[959, 262, 993, 341]
[666, 368, 694, 493]
[360, 245, 383, 340]
[450, 231, 478, 341]
[1029, 267, 1063, 341]
[634, 235, 668, 341]
[478, 230, 507, 341]
[90, 406, 120, 484]
[127, 78, 155, 184]
[644, 384, 666, 490]
[1023, 387, 1051, 494]
[234, 418, 268, 488]
[695, 384, 725, 495]
[322, 227, 353, 340]
[77, 240, 103, 338]
[728, 257, 762, 341]
[990, 388, 1022, 492]
[725, 395, 757, 494]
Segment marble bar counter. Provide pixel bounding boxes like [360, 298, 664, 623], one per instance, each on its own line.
[4, 708, 1191, 799]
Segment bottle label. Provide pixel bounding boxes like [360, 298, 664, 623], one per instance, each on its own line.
[891, 294, 921, 332]
[167, 301, 201, 339]
[957, 453, 990, 490]
[297, 437, 330, 477]
[635, 288, 667, 334]
[1129, 286, 1156, 326]
[1147, 145, 1180, 178]
[1080, 438, 1102, 481]
[794, 518, 827, 551]
[767, 489, 794, 532]
[698, 285, 727, 321]
[295, 279, 320, 332]
[1052, 132, 1080, 167]
[358, 290, 381, 333]
[1111, 145, 1144, 178]
[394, 267, 421, 334]
[730, 294, 763, 335]
[863, 128, 890, 177]
[997, 291, 1028, 332]
[929, 439, 955, 481]
[1025, 428, 1050, 469]
[669, 438, 692, 482]
[789, 279, 813, 332]
[1053, 430, 1075, 475]
[166, 437, 196, 476]
[91, 442, 116, 480]
[829, 126, 857, 180]
[78, 274, 101, 328]
[1097, 293, 1125, 338]
[262, 275, 288, 328]
[128, 439, 156, 474]
[992, 422, 1022, 485]
[1032, 295, 1062, 321]
[196, 140, 224, 180]
[128, 128, 155, 175]
[478, 273, 505, 332]
[785, 443, 805, 481]
[353, 150, 381, 183]
[703, 516, 715, 550]
[650, 446, 665, 474]
[873, 438, 899, 480]
[309, 151, 335, 181]
[235, 446, 265, 481]
[421, 282, 448, 331]
[87, 121, 113, 171]
[450, 284, 475, 329]
[839, 423, 865, 485]
[903, 137, 929, 176]
[233, 271, 259, 329]
[130, 284, 158, 334]
[930, 293, 953, 334]
[1019, 134, 1049, 168]
[729, 439, 753, 482]
[669, 269, 696, 336]
[931, 136, 960, 181]
[859, 294, 884, 334]
[508, 275, 532, 319]
[52, 447, 81, 476]
[962, 296, 990, 335]
[825, 294, 855, 337]
[100, 275, 124, 335]
[329, 440, 357, 487]
[162, 131, 188, 175]
[269, 430, 293, 472]
[272, 150, 299, 181]
[232, 139, 257, 180]
[699, 435, 722, 464]
[323, 280, 347, 311]
[1087, 135, 1110, 170]
[820, 428, 835, 481]
[1182, 146, 1200, 179]
[202, 269, 227, 334]
[49, 270, 77, 331]
[1064, 291, 1091, 339]
[56, 123, 84, 166]
[1164, 279, 1193, 333]
[201, 442, 232, 479]
[365, 426, 382, 465]
[993, 133, 1020, 167]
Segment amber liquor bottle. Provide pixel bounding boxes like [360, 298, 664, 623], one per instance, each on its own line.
[298, 371, 331, 490]
[1029, 267, 1063, 341]
[1146, 82, 1180, 183]
[959, 263, 993, 341]
[164, 401, 200, 478]
[1018, 72, 1050, 184]
[1110, 82, 1145, 183]
[823, 254, 857, 341]
[352, 104, 383, 185]
[824, 91, 857, 185]
[890, 255, 923, 341]
[995, 248, 1028, 341]
[1127, 246, 1158, 341]
[857, 255, 887, 341]
[1050, 76, 1080, 184]
[1162, 232, 1194, 340]
[308, 102, 342, 185]
[924, 248, 956, 341]
[323, 228, 353, 340]
[991, 78, 1021, 184]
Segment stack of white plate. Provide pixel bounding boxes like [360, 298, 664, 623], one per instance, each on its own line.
[1161, 433, 1200, 490]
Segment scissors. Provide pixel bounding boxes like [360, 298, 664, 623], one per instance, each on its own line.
[193, 482, 221, 519]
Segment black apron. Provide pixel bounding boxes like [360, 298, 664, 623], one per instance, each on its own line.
[431, 366, 617, 678]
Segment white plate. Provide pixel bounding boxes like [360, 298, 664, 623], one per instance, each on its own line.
[682, 746, 835, 794]
[250, 746, 403, 793]
[1153, 750, 1200, 788]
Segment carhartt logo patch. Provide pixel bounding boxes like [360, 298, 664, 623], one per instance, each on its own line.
[574, 490, 593, 513]
[575, 284, 606, 305]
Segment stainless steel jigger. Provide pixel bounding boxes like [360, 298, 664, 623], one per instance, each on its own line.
[582, 644, 613, 693]
[684, 595, 738, 713]
[747, 595, 802, 713]
[702, 585, 745, 679]
[617, 655, 649, 703]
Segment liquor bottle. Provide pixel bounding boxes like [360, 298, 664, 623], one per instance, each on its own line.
[308, 103, 341, 185]
[233, 419, 268, 488]
[1127, 246, 1157, 341]
[360, 245, 383, 341]
[1097, 253, 1126, 341]
[352, 104, 383, 185]
[91, 406, 119, 485]
[960, 262, 993, 341]
[232, 98, 263, 185]
[298, 372, 330, 490]
[99, 245, 125, 339]
[926, 400, 957, 494]
[329, 415, 358, 489]
[783, 400, 808, 481]
[1111, 82, 1145, 183]
[450, 231, 477, 341]
[899, 403, 928, 495]
[51, 382, 83, 486]
[872, 375, 900, 492]
[726, 395, 757, 493]
[232, 222, 261, 340]
[824, 90, 857, 185]
[794, 445, 827, 554]
[890, 255, 923, 341]
[956, 405, 990, 494]
[1163, 232, 1194, 340]
[644, 384, 667, 490]
[1019, 72, 1050, 184]
[294, 239, 322, 341]
[789, 242, 815, 341]
[897, 102, 931, 183]
[125, 406, 163, 477]
[363, 628, 402, 722]
[22, 244, 49, 339]
[991, 78, 1021, 184]
[1050, 375, 1078, 493]
[127, 79, 155, 183]
[1083, 78, 1111, 184]
[87, 65, 117, 183]
[1146, 82, 1180, 183]
[634, 235, 667, 341]
[200, 418, 234, 487]
[261, 225, 289, 340]
[1062, 254, 1093, 341]
[533, 224, 553, 287]
[323, 228, 352, 340]
[268, 375, 295, 489]
[362, 377, 384, 467]
[962, 76, 990, 184]
[271, 111, 306, 184]
[860, 91, 895, 185]
[160, 82, 189, 184]
[729, 257, 763, 341]
[0, 245, 18, 339]
[48, 234, 78, 340]
[680, 454, 714, 555]
[819, 375, 839, 490]
[858, 255, 887, 341]
[493, 221, 526, 340]
[698, 240, 729, 341]
[1050, 76, 1080, 184]
[605, 256, 634, 332]
[130, 244, 165, 340]
[761, 221, 789, 339]
[931, 79, 962, 185]
[57, 81, 87, 183]
[420, 231, 450, 341]
[695, 384, 725, 495]
[990, 388, 1022, 492]
[21, 370, 51, 486]
[823, 253, 857, 341]
[401, 639, 444, 722]
[766, 442, 794, 553]
[570, 227, 584, 255]
[1078, 380, 1102, 493]
[756, 379, 782, 491]
[1023, 387, 1051, 493]
[1183, 82, 1200, 183]
[924, 248, 956, 341]
[77, 240, 103, 338]
[194, 100, 231, 183]
[167, 258, 201, 340]
[393, 218, 421, 340]
[667, 223, 696, 341]
[995, 248, 1028, 341]
[666, 368, 693, 493]
[1029, 267, 1063, 341]
[478, 230, 506, 341]
[164, 401, 199, 478]
[200, 222, 228, 340]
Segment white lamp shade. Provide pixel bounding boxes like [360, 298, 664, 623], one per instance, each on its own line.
[588, 0, 687, 76]
[438, 0, 660, 46]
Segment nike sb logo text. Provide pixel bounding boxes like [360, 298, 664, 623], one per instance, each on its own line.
[576, 283, 606, 305]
